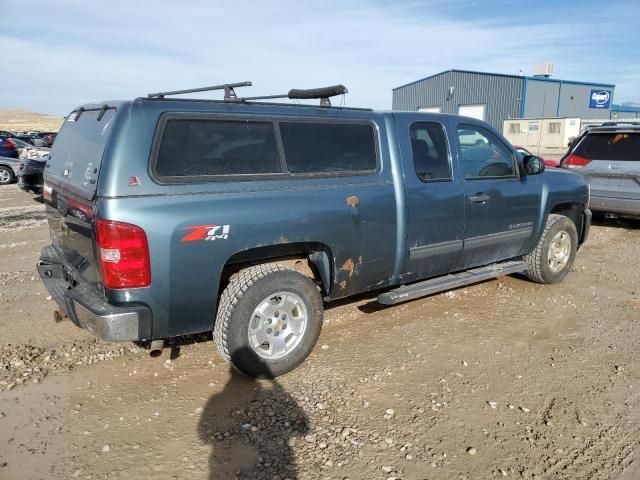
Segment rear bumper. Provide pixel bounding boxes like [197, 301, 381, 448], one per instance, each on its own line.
[589, 195, 640, 216]
[37, 246, 152, 342]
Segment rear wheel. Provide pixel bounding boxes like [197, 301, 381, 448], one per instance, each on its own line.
[0, 166, 14, 185]
[213, 264, 323, 378]
[525, 214, 578, 284]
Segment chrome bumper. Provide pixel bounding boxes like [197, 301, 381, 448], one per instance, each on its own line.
[37, 247, 152, 342]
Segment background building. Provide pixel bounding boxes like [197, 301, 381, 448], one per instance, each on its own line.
[392, 69, 616, 129]
[610, 103, 640, 120]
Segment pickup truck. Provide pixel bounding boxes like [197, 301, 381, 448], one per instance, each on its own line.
[37, 83, 591, 377]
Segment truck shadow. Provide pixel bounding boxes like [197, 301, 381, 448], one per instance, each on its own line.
[591, 214, 640, 230]
[197, 347, 309, 479]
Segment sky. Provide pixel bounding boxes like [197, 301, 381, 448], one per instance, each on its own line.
[1, 0, 638, 115]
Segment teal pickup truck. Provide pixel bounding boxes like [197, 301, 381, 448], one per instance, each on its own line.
[37, 83, 590, 377]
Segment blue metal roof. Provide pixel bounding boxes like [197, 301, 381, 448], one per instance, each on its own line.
[392, 69, 615, 91]
[611, 103, 640, 113]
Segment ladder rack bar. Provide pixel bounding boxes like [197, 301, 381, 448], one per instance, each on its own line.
[147, 81, 252, 98]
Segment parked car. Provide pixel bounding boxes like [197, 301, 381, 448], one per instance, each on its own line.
[37, 84, 591, 378]
[0, 155, 21, 185]
[11, 137, 50, 159]
[0, 136, 19, 158]
[18, 155, 48, 193]
[459, 128, 489, 147]
[20, 132, 46, 147]
[12, 134, 37, 146]
[36, 131, 57, 147]
[561, 123, 640, 217]
[514, 146, 559, 168]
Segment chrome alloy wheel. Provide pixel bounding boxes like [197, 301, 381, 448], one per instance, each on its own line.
[247, 291, 308, 359]
[0, 169, 11, 184]
[548, 230, 571, 273]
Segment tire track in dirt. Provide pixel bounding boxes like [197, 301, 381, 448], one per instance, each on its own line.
[0, 205, 46, 232]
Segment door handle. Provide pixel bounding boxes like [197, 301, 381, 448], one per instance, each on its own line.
[468, 193, 491, 203]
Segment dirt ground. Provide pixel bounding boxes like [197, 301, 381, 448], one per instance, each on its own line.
[1, 183, 639, 480]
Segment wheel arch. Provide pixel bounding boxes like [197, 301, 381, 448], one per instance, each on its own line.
[220, 242, 334, 297]
[548, 202, 589, 246]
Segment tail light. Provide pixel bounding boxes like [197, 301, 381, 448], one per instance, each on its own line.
[5, 138, 16, 149]
[96, 218, 151, 289]
[563, 154, 591, 168]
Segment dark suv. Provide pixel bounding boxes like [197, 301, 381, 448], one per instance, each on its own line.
[37, 82, 591, 377]
[562, 122, 640, 217]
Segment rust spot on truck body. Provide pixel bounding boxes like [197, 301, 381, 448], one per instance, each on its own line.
[342, 259, 355, 277]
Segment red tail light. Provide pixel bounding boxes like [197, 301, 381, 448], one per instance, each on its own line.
[5, 138, 16, 149]
[96, 218, 151, 289]
[563, 154, 591, 168]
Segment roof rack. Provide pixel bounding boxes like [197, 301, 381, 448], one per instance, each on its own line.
[147, 81, 252, 99]
[146, 82, 349, 107]
[598, 121, 640, 127]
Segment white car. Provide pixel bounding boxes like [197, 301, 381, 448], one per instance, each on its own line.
[11, 138, 50, 159]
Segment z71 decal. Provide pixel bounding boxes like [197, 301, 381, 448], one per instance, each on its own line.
[181, 224, 230, 242]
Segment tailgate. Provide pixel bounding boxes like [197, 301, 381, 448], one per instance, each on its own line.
[43, 107, 117, 286]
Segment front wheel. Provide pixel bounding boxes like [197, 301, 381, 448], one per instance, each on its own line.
[525, 214, 578, 284]
[213, 264, 323, 378]
[0, 166, 14, 185]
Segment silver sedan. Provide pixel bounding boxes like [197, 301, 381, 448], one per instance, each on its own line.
[0, 156, 21, 185]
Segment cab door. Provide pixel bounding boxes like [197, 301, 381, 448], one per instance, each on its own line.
[454, 122, 541, 269]
[395, 115, 465, 282]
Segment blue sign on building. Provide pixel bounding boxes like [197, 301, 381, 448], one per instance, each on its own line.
[589, 89, 612, 109]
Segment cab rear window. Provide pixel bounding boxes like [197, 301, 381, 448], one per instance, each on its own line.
[575, 132, 640, 161]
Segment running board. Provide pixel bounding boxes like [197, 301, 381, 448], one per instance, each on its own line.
[377, 260, 527, 305]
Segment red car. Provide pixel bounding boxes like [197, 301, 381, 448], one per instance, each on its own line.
[513, 146, 559, 168]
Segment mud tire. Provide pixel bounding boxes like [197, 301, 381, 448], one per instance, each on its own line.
[525, 214, 578, 284]
[213, 264, 323, 378]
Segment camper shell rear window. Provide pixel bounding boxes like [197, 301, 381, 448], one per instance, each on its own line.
[44, 107, 117, 199]
[152, 114, 379, 181]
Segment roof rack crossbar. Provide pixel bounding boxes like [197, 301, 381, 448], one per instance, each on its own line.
[147, 81, 252, 99]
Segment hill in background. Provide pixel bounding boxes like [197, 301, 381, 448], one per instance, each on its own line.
[0, 109, 64, 132]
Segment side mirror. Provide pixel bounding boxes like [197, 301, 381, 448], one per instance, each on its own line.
[523, 154, 545, 175]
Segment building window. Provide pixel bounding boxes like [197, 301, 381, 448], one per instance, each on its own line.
[548, 122, 561, 134]
[418, 106, 441, 113]
[508, 123, 521, 134]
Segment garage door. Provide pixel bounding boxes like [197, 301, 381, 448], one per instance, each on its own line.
[458, 104, 486, 121]
[418, 106, 441, 113]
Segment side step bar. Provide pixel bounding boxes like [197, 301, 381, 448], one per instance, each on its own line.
[377, 260, 527, 305]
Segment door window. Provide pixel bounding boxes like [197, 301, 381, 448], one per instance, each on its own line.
[458, 124, 516, 179]
[409, 122, 451, 181]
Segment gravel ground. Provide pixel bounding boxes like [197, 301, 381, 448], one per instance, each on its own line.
[1, 184, 639, 480]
